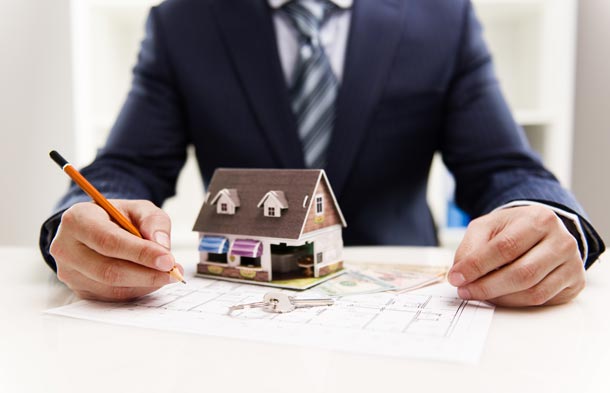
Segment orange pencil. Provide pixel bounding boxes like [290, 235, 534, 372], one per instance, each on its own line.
[50, 150, 186, 284]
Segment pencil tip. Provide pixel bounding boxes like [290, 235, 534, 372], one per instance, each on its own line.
[181, 280, 187, 284]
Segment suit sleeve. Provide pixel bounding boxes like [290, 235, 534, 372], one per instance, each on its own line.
[39, 7, 189, 271]
[440, 1, 605, 268]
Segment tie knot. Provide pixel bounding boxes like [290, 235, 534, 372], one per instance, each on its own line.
[281, 0, 336, 43]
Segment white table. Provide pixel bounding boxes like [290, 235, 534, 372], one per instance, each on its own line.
[0, 246, 608, 393]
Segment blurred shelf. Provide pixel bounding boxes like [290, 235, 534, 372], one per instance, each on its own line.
[514, 110, 553, 126]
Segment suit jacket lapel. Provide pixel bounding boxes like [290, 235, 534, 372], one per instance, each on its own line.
[325, 0, 408, 197]
[210, 0, 305, 168]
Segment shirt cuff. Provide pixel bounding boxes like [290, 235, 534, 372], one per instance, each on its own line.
[494, 200, 588, 265]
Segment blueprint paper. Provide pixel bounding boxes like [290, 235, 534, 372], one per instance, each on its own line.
[45, 278, 494, 363]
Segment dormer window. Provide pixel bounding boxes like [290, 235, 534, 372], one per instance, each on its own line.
[315, 195, 324, 215]
[258, 191, 288, 218]
[210, 188, 240, 215]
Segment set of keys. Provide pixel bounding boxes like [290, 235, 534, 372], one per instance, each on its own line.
[228, 292, 334, 315]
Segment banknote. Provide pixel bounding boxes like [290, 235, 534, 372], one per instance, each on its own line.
[316, 271, 396, 296]
[358, 268, 446, 294]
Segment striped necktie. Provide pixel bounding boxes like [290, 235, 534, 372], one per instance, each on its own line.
[281, 0, 337, 169]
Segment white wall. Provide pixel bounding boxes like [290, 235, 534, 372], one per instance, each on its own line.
[0, 0, 74, 246]
[573, 0, 610, 243]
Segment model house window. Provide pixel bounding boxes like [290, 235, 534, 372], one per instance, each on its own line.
[221, 203, 227, 212]
[315, 195, 324, 215]
[268, 207, 275, 216]
[207, 253, 228, 263]
[240, 256, 261, 268]
[317, 252, 323, 263]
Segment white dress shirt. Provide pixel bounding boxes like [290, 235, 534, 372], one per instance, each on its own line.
[266, 0, 588, 261]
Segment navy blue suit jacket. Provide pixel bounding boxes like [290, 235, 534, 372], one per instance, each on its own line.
[41, 0, 604, 269]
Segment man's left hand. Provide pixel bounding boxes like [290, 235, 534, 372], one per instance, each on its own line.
[448, 205, 585, 307]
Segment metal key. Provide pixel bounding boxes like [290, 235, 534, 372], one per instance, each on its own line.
[263, 292, 334, 313]
[228, 292, 334, 315]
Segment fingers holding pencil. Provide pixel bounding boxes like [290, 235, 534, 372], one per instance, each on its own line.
[50, 200, 184, 301]
[49, 150, 186, 301]
[63, 201, 176, 270]
[49, 150, 185, 285]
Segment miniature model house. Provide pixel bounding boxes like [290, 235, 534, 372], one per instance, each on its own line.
[192, 169, 347, 283]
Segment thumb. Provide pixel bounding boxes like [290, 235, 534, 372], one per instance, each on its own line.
[117, 200, 173, 250]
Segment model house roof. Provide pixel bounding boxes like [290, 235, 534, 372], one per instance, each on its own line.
[192, 169, 346, 239]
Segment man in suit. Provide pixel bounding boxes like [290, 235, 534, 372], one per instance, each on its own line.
[41, 0, 604, 305]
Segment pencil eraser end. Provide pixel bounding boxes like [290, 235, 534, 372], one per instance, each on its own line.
[50, 150, 69, 168]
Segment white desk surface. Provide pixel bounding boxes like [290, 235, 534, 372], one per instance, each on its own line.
[0, 246, 608, 393]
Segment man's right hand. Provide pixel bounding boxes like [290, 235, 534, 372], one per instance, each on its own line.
[49, 199, 183, 302]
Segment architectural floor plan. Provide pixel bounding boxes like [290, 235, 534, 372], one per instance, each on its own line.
[46, 277, 494, 363]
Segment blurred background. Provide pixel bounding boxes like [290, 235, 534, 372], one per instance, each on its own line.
[1, 0, 608, 251]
